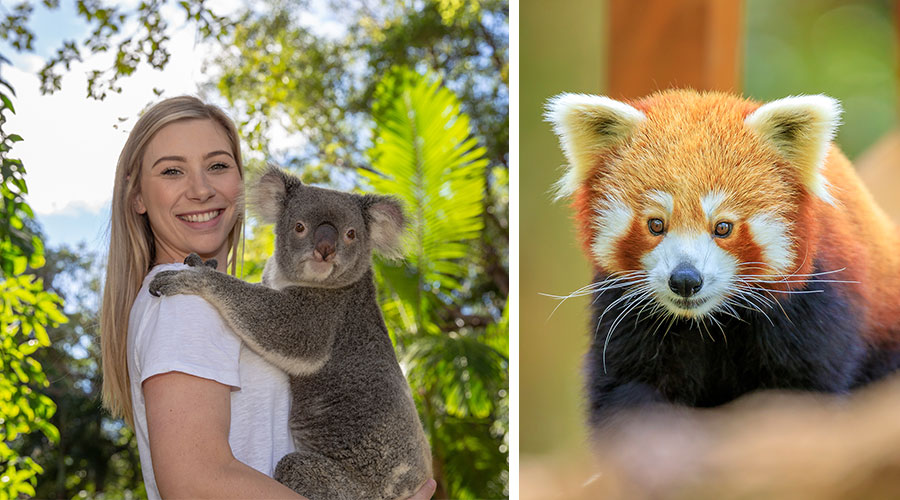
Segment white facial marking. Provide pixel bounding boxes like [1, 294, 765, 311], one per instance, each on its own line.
[644, 190, 674, 217]
[747, 214, 794, 274]
[591, 195, 633, 265]
[701, 191, 727, 220]
[641, 231, 739, 317]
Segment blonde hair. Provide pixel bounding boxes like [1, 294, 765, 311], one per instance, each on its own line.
[100, 96, 244, 427]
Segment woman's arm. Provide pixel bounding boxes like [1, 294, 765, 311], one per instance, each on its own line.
[144, 372, 436, 499]
[143, 372, 305, 499]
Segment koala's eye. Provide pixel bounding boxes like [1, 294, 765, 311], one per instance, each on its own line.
[714, 221, 733, 238]
[346, 229, 356, 241]
[295, 222, 306, 234]
[648, 218, 665, 236]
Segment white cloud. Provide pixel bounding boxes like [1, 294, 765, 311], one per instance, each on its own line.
[5, 20, 218, 216]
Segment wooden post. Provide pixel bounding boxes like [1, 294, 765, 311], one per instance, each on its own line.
[854, 0, 900, 225]
[607, 0, 744, 99]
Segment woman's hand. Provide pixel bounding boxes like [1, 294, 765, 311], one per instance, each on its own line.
[407, 478, 437, 500]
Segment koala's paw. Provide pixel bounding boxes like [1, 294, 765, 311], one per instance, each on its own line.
[148, 268, 210, 297]
[184, 252, 217, 269]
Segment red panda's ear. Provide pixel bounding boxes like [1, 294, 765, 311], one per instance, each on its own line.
[545, 93, 645, 199]
[745, 95, 842, 205]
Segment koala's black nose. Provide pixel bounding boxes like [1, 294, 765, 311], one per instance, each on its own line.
[314, 223, 338, 262]
[669, 263, 703, 297]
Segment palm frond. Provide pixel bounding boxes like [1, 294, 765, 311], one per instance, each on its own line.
[364, 68, 488, 293]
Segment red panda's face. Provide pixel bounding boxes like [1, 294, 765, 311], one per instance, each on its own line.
[548, 90, 840, 319]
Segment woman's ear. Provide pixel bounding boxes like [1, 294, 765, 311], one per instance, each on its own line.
[133, 193, 147, 214]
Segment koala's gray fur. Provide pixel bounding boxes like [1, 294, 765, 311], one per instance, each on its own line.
[149, 166, 432, 500]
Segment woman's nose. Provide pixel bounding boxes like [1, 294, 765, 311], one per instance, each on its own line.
[187, 170, 215, 201]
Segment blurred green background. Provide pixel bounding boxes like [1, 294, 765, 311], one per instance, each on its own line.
[521, 0, 898, 461]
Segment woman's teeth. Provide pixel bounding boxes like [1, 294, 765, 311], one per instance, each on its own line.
[179, 210, 221, 223]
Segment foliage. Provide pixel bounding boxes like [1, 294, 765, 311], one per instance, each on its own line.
[0, 59, 65, 500]
[743, 0, 896, 158]
[212, 0, 508, 172]
[0, 0, 235, 99]
[365, 68, 508, 499]
[16, 245, 146, 499]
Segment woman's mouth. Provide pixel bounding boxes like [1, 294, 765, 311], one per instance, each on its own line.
[177, 209, 223, 224]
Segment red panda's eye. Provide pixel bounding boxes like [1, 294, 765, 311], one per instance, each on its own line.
[714, 221, 733, 238]
[295, 222, 306, 234]
[648, 218, 665, 235]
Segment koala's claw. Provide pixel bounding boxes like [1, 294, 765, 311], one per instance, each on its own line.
[183, 253, 217, 269]
[148, 270, 181, 297]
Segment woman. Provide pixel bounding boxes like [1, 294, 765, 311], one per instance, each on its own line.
[99, 96, 435, 499]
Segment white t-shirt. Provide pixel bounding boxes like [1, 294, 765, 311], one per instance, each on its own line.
[127, 264, 295, 500]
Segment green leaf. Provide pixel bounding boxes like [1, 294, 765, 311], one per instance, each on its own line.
[365, 67, 487, 315]
[0, 92, 15, 114]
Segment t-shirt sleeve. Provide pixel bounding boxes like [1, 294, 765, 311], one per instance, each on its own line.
[133, 292, 242, 390]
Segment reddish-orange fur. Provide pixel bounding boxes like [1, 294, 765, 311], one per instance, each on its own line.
[571, 90, 900, 345]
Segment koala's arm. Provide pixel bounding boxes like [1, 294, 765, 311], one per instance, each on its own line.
[149, 264, 347, 376]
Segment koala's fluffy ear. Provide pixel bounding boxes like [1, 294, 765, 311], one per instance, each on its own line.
[249, 165, 303, 224]
[361, 195, 406, 259]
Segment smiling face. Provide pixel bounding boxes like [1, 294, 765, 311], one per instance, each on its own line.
[134, 118, 242, 269]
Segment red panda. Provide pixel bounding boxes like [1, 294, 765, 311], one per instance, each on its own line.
[546, 89, 900, 426]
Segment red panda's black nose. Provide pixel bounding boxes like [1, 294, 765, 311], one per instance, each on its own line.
[669, 263, 703, 297]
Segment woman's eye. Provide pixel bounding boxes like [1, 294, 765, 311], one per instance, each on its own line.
[714, 221, 733, 238]
[161, 168, 181, 176]
[210, 162, 230, 171]
[648, 218, 665, 236]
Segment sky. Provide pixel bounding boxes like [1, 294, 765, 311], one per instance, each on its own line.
[3, 0, 343, 254]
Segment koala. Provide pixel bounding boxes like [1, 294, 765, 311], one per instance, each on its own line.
[148, 166, 432, 500]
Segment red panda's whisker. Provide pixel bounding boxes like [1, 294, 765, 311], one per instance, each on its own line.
[541, 273, 651, 320]
[695, 317, 716, 343]
[590, 279, 653, 308]
[736, 262, 851, 281]
[736, 278, 858, 286]
[602, 288, 656, 373]
[736, 286, 776, 308]
[706, 314, 728, 344]
[660, 314, 680, 343]
[740, 287, 824, 294]
[733, 280, 795, 323]
[725, 298, 775, 327]
[597, 286, 650, 327]
[728, 290, 777, 327]
[649, 306, 674, 338]
[608, 288, 654, 333]
[714, 302, 747, 324]
[733, 279, 779, 305]
[734, 266, 856, 287]
[634, 291, 667, 324]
